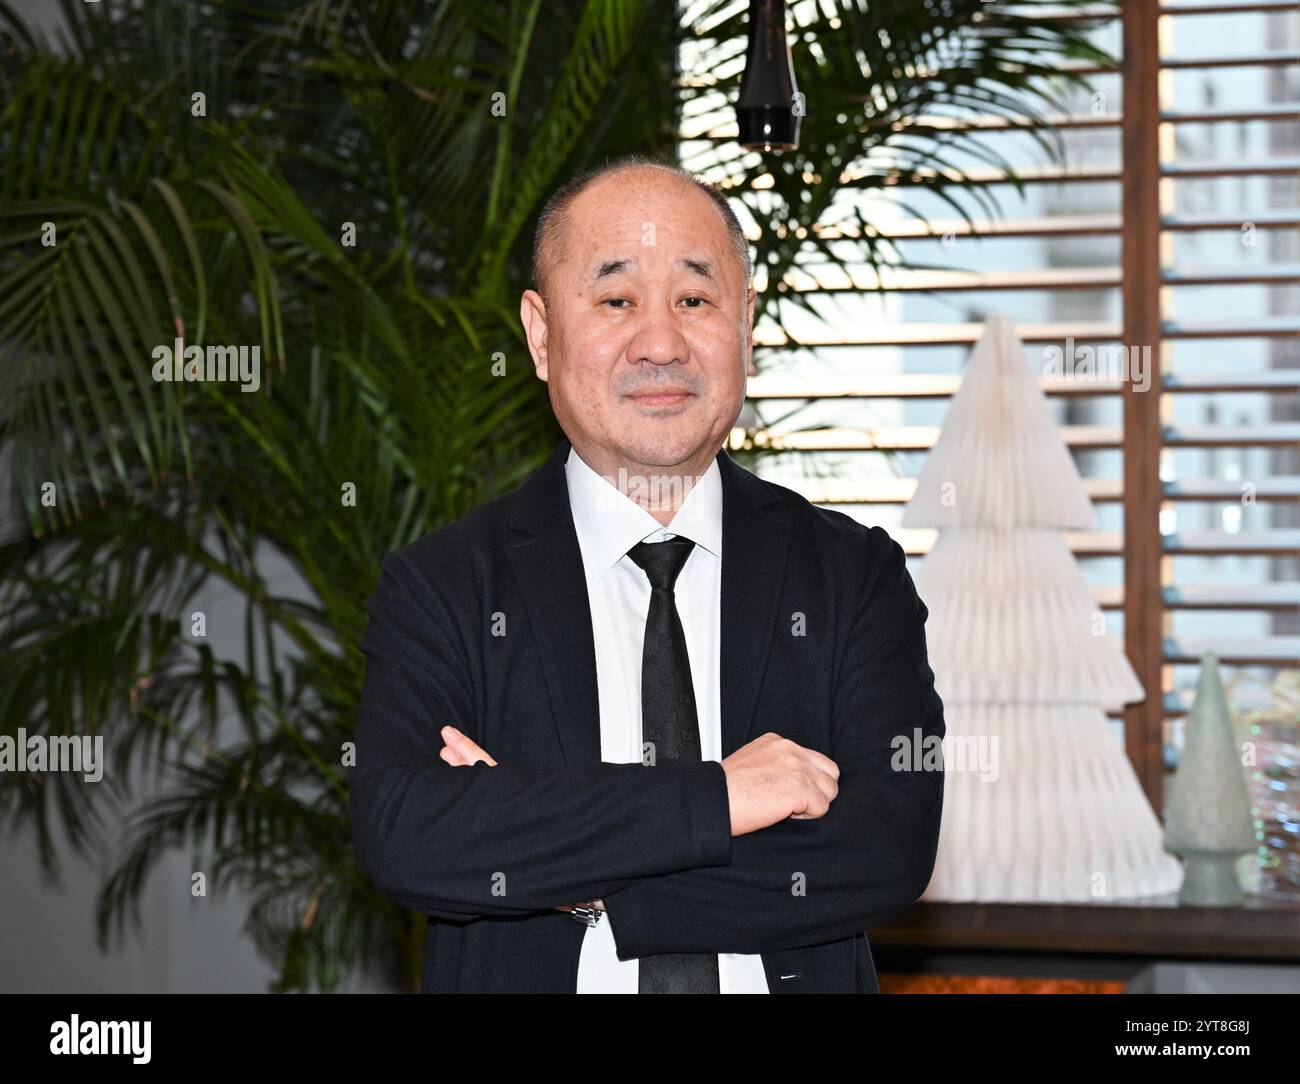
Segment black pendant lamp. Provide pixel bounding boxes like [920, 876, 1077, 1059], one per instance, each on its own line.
[735, 0, 801, 152]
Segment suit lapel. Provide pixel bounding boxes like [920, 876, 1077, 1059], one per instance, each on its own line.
[504, 438, 602, 764]
[716, 447, 791, 757]
[505, 437, 791, 766]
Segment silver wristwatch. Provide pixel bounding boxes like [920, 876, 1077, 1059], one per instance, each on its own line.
[570, 904, 603, 927]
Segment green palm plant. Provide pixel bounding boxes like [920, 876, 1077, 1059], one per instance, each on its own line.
[0, 0, 1112, 991]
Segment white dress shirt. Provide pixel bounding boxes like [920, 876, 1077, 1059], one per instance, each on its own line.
[565, 446, 770, 994]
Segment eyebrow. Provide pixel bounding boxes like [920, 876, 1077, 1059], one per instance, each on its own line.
[590, 256, 719, 285]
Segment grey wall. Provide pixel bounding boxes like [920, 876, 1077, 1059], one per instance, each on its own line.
[3, 566, 308, 992]
[0, 0, 396, 994]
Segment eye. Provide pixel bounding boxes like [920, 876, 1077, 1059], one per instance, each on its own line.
[681, 296, 709, 308]
[603, 297, 630, 309]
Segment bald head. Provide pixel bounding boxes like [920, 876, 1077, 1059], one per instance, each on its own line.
[530, 156, 752, 303]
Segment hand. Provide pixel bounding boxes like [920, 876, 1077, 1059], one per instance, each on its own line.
[721, 731, 840, 837]
[439, 725, 497, 766]
[438, 726, 601, 912]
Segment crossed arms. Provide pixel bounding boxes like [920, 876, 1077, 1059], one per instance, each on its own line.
[347, 530, 945, 958]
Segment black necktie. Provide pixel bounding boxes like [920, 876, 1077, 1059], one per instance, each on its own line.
[627, 536, 720, 994]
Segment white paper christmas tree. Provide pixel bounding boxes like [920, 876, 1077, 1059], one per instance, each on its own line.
[905, 315, 1184, 901]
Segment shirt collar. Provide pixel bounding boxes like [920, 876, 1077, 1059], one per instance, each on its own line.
[565, 445, 723, 583]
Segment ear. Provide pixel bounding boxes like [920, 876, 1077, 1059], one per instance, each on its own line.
[744, 285, 757, 376]
[520, 289, 550, 381]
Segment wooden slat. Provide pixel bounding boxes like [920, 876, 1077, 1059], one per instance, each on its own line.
[698, 104, 1127, 141]
[1164, 423, 1300, 447]
[752, 320, 1120, 348]
[1030, 62, 1121, 76]
[877, 113, 1121, 134]
[1164, 370, 1300, 392]
[1164, 264, 1300, 286]
[1164, 157, 1300, 177]
[1163, 476, 1300, 500]
[743, 425, 1120, 451]
[1159, 685, 1286, 719]
[1113, 675, 1297, 721]
[1164, 316, 1300, 338]
[1164, 638, 1300, 665]
[1165, 209, 1300, 230]
[889, 529, 1123, 557]
[886, 529, 1298, 558]
[1163, 530, 1300, 556]
[1027, 6, 1121, 22]
[784, 476, 1300, 505]
[902, 61, 1120, 79]
[1161, 1, 1300, 14]
[1094, 584, 1300, 610]
[746, 373, 1123, 398]
[784, 477, 925, 505]
[700, 113, 1123, 142]
[759, 316, 1300, 346]
[878, 165, 1121, 187]
[819, 214, 1121, 241]
[1123, 0, 1168, 812]
[739, 424, 1299, 451]
[745, 370, 1299, 398]
[780, 476, 1122, 505]
[783, 266, 1121, 293]
[865, 104, 1300, 136]
[780, 264, 1299, 294]
[1162, 583, 1300, 609]
[1162, 103, 1300, 123]
[1161, 53, 1300, 70]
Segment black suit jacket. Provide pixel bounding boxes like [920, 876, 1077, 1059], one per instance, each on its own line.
[348, 437, 945, 993]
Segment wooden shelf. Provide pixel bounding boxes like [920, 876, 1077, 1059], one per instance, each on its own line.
[872, 897, 1300, 962]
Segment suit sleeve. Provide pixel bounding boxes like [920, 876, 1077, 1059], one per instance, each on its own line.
[348, 548, 734, 920]
[601, 530, 945, 957]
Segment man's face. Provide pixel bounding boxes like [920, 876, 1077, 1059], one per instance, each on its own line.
[520, 170, 756, 478]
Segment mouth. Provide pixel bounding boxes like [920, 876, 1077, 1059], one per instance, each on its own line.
[627, 388, 694, 407]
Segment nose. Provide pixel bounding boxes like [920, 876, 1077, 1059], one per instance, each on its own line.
[625, 310, 690, 368]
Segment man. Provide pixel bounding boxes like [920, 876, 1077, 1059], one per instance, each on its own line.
[348, 155, 945, 994]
